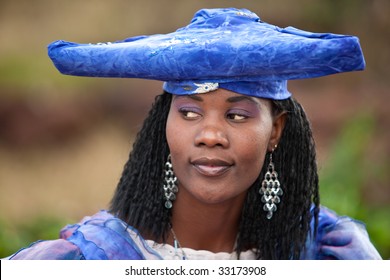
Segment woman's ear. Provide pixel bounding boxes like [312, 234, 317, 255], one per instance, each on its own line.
[268, 112, 287, 151]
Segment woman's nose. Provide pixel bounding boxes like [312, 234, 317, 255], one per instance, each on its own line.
[194, 124, 229, 148]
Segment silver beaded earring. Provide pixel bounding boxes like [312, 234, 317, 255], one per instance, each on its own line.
[163, 154, 178, 209]
[259, 146, 283, 219]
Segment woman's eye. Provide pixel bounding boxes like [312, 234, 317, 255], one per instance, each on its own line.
[227, 113, 247, 121]
[179, 109, 201, 119]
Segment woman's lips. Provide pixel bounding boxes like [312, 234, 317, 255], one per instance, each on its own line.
[191, 157, 233, 177]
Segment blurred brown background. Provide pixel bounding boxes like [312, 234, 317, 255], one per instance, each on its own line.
[0, 0, 389, 258]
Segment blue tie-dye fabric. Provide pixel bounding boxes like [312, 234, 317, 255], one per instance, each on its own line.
[302, 207, 382, 260]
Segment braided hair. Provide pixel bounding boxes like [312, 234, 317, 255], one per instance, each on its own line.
[109, 91, 320, 259]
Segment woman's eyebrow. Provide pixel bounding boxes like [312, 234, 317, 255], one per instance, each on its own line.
[174, 95, 204, 102]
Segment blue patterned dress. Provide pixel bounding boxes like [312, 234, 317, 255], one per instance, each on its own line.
[7, 206, 382, 260]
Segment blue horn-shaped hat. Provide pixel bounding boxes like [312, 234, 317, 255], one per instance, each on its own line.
[48, 8, 365, 100]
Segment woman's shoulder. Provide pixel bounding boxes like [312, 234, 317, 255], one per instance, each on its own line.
[7, 210, 159, 260]
[60, 210, 149, 260]
[6, 211, 113, 260]
[7, 239, 84, 260]
[301, 206, 382, 260]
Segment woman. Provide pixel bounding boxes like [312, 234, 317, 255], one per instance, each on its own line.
[8, 8, 382, 260]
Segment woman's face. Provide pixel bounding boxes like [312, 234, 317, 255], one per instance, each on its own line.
[166, 88, 285, 206]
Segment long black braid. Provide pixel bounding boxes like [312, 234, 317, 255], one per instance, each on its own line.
[110, 92, 172, 241]
[110, 91, 320, 259]
[236, 98, 320, 259]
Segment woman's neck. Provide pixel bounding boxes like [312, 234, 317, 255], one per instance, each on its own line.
[168, 188, 246, 253]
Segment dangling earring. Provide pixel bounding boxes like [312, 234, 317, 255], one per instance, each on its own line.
[163, 154, 178, 209]
[260, 145, 283, 219]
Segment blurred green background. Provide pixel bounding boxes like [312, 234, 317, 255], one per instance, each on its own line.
[0, 0, 389, 259]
